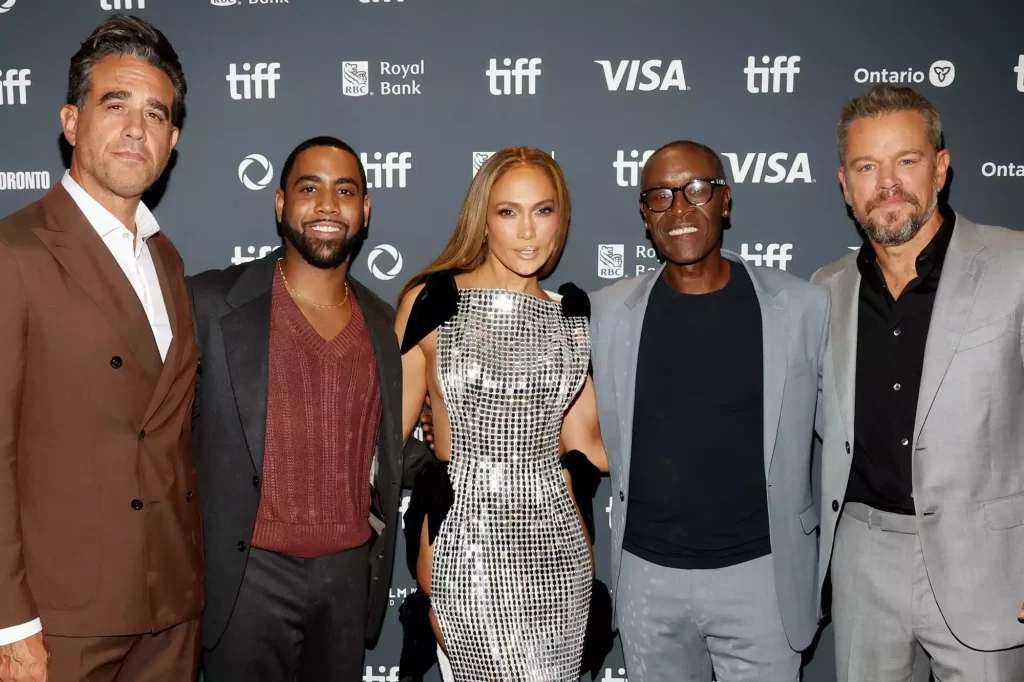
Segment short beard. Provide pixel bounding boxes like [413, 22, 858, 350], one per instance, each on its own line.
[280, 217, 365, 270]
[855, 186, 938, 247]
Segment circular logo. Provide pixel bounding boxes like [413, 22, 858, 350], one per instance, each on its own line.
[238, 154, 273, 191]
[367, 244, 404, 281]
[929, 60, 955, 87]
[0, 0, 17, 14]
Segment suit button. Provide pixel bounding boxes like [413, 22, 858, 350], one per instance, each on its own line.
[619, 491, 625, 502]
[252, 475, 260, 488]
[237, 541, 247, 552]
[845, 441, 850, 454]
[831, 500, 839, 512]
[131, 499, 144, 511]
[138, 430, 146, 441]
[110, 356, 122, 369]
[186, 490, 194, 502]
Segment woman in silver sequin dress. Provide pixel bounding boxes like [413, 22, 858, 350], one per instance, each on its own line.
[395, 148, 609, 682]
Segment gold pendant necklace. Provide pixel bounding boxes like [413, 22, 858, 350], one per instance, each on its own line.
[278, 259, 349, 309]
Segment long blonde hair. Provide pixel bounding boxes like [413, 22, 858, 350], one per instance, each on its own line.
[398, 147, 571, 302]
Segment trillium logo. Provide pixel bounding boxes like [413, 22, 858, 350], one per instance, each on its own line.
[367, 244, 403, 280]
[238, 154, 273, 190]
[929, 60, 955, 87]
[0, 0, 17, 14]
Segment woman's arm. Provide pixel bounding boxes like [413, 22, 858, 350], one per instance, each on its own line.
[395, 284, 429, 445]
[560, 375, 609, 473]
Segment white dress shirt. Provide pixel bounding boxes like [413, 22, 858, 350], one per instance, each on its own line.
[0, 171, 173, 646]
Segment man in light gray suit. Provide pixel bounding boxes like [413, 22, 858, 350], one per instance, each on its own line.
[814, 83, 1024, 681]
[590, 140, 828, 682]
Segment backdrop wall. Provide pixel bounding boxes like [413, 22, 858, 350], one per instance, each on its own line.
[2, 1, 1022, 680]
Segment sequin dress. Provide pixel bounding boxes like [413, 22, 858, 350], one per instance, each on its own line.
[430, 286, 592, 682]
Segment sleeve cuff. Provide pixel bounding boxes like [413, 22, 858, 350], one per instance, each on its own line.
[0, 618, 42, 646]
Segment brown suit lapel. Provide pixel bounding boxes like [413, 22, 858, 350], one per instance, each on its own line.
[31, 185, 163, 381]
[142, 233, 190, 426]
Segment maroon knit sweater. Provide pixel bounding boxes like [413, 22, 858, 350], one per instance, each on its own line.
[252, 270, 382, 558]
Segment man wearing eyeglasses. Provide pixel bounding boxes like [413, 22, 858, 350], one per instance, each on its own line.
[589, 140, 829, 681]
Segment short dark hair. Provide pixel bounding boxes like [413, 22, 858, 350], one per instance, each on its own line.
[279, 136, 367, 193]
[838, 84, 942, 165]
[67, 15, 187, 126]
[647, 140, 727, 183]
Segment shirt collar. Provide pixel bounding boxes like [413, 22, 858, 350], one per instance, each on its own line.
[61, 170, 161, 242]
[856, 204, 956, 275]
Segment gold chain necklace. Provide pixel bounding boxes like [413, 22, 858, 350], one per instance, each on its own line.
[277, 259, 349, 309]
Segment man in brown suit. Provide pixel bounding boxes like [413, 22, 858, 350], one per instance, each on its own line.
[0, 16, 203, 682]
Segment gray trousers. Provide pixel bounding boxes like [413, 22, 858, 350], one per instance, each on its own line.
[833, 502, 1024, 682]
[617, 551, 799, 682]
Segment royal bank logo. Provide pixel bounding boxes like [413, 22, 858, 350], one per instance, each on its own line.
[211, 0, 237, 5]
[360, 0, 404, 3]
[226, 62, 280, 100]
[212, 0, 289, 5]
[0, 68, 31, 105]
[101, 0, 144, 9]
[854, 60, 955, 88]
[595, 59, 688, 91]
[740, 243, 793, 270]
[367, 244, 403, 280]
[238, 154, 274, 190]
[231, 245, 280, 265]
[362, 666, 399, 682]
[613, 149, 655, 187]
[360, 152, 412, 189]
[722, 152, 813, 183]
[342, 60, 423, 96]
[486, 58, 542, 95]
[0, 171, 50, 191]
[1015, 55, 1024, 93]
[982, 161, 1024, 178]
[0, 0, 16, 14]
[745, 56, 800, 93]
[472, 150, 554, 177]
[597, 244, 625, 279]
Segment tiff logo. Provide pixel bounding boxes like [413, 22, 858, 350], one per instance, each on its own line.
[745, 56, 800, 93]
[486, 58, 542, 95]
[601, 668, 629, 682]
[0, 69, 30, 105]
[360, 152, 411, 188]
[101, 0, 144, 8]
[1016, 55, 1024, 93]
[740, 243, 793, 270]
[231, 245, 280, 265]
[614, 149, 654, 187]
[226, 62, 280, 100]
[362, 666, 399, 682]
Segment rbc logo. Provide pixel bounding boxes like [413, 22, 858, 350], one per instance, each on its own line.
[595, 60, 687, 91]
[597, 244, 625, 279]
[744, 56, 800, 93]
[367, 244, 404, 280]
[238, 154, 274, 190]
[226, 62, 280, 100]
[486, 58, 542, 95]
[342, 61, 369, 96]
[740, 243, 793, 270]
[722, 152, 812, 184]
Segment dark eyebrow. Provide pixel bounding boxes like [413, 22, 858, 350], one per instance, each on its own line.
[292, 175, 359, 188]
[97, 90, 171, 119]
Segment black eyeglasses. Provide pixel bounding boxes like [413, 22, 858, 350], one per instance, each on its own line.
[640, 178, 727, 211]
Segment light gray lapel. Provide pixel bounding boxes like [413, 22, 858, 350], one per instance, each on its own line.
[725, 251, 788, 479]
[829, 260, 861, 442]
[914, 217, 987, 443]
[615, 264, 665, 490]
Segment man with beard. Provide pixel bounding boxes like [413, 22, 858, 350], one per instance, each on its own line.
[588, 140, 828, 681]
[814, 84, 1024, 681]
[188, 137, 431, 681]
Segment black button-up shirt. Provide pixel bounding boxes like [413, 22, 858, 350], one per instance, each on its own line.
[846, 209, 956, 515]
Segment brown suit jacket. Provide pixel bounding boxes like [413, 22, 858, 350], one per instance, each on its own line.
[0, 185, 204, 637]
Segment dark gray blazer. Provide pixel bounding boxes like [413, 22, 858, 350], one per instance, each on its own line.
[186, 254, 430, 649]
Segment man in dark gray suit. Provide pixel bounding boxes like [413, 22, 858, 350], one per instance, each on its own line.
[815, 84, 1024, 681]
[188, 136, 430, 682]
[590, 140, 829, 682]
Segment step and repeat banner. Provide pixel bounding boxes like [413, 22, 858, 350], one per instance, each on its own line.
[2, 0, 1023, 680]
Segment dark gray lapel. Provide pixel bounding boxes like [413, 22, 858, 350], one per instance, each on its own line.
[914, 217, 988, 443]
[221, 256, 276, 476]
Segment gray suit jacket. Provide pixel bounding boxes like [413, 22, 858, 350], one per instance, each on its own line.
[813, 214, 1024, 651]
[591, 249, 829, 652]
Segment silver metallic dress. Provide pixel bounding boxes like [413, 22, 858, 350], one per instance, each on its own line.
[431, 287, 592, 682]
